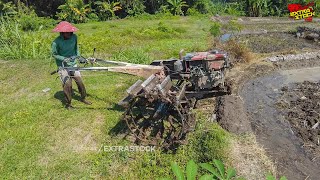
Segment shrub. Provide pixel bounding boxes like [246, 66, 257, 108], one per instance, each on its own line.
[225, 2, 245, 16]
[209, 22, 221, 37]
[0, 18, 52, 60]
[167, 0, 188, 15]
[0, 1, 56, 31]
[193, 0, 213, 14]
[18, 12, 56, 31]
[222, 20, 243, 34]
[0, 1, 17, 16]
[87, 12, 99, 22]
[186, 8, 201, 16]
[223, 40, 253, 64]
[93, 1, 122, 21]
[164, 159, 236, 180]
[56, 0, 91, 23]
[112, 47, 152, 64]
[120, 0, 145, 16]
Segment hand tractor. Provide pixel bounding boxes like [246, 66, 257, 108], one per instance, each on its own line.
[58, 50, 230, 150]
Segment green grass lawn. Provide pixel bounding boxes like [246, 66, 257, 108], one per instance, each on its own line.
[0, 16, 230, 179]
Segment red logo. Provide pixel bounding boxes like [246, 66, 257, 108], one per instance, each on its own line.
[288, 2, 315, 22]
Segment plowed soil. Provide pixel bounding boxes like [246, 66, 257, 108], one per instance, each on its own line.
[277, 81, 320, 160]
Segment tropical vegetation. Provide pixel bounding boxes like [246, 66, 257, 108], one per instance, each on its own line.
[1, 0, 320, 24]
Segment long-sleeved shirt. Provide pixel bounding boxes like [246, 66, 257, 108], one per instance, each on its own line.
[52, 34, 80, 67]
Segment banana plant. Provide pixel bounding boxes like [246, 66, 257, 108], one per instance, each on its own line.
[246, 0, 271, 17]
[166, 0, 188, 15]
[57, 0, 91, 23]
[94, 1, 122, 21]
[0, 1, 17, 16]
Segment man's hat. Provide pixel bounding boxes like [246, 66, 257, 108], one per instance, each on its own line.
[52, 21, 78, 32]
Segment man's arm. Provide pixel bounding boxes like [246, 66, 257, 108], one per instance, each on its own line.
[75, 35, 80, 57]
[52, 41, 65, 61]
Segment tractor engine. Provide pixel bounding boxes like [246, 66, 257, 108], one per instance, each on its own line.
[173, 50, 229, 91]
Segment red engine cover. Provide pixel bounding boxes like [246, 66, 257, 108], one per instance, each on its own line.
[191, 52, 225, 61]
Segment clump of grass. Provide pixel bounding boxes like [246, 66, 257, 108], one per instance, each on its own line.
[222, 19, 243, 34]
[218, 39, 253, 64]
[210, 22, 222, 37]
[188, 122, 230, 163]
[0, 18, 52, 60]
[126, 123, 231, 179]
[229, 134, 277, 179]
[117, 22, 185, 40]
[112, 47, 152, 64]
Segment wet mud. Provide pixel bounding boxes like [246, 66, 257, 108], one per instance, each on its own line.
[240, 67, 320, 179]
[277, 81, 320, 161]
[237, 33, 320, 53]
[216, 95, 252, 134]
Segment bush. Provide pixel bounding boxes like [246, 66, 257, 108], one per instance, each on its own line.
[87, 12, 99, 22]
[193, 0, 213, 14]
[56, 0, 91, 23]
[0, 18, 52, 60]
[0, 1, 17, 16]
[222, 19, 243, 34]
[18, 13, 56, 31]
[120, 0, 145, 16]
[186, 7, 201, 16]
[189, 126, 229, 163]
[93, 1, 122, 21]
[112, 47, 152, 64]
[222, 40, 253, 64]
[209, 22, 221, 37]
[225, 2, 245, 16]
[0, 1, 56, 31]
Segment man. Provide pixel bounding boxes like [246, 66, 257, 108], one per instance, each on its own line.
[52, 21, 91, 109]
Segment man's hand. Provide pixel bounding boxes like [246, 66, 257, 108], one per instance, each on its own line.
[78, 56, 88, 64]
[70, 56, 78, 61]
[63, 57, 71, 63]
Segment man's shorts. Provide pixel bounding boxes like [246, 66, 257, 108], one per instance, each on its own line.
[58, 68, 81, 85]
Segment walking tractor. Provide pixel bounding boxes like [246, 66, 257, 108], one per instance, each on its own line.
[59, 49, 230, 150]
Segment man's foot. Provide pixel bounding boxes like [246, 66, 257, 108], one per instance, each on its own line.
[65, 104, 74, 110]
[81, 99, 92, 105]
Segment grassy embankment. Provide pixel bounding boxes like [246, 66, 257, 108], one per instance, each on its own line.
[0, 16, 233, 179]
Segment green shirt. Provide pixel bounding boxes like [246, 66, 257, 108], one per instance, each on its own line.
[52, 34, 80, 67]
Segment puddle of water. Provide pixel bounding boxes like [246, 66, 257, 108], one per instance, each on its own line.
[280, 67, 320, 83]
[220, 33, 232, 42]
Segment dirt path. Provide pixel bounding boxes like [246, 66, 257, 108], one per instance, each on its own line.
[240, 67, 320, 180]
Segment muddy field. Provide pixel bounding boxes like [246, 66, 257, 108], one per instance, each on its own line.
[215, 23, 320, 179]
[229, 65, 320, 180]
[238, 33, 320, 53]
[277, 81, 320, 160]
[216, 95, 251, 134]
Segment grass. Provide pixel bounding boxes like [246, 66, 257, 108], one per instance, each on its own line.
[0, 16, 231, 179]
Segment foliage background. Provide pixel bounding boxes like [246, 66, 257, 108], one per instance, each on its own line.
[2, 0, 320, 24]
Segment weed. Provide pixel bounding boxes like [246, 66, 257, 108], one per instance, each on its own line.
[163, 159, 236, 180]
[164, 159, 287, 180]
[112, 47, 152, 64]
[0, 18, 52, 60]
[218, 40, 253, 64]
[209, 22, 221, 37]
